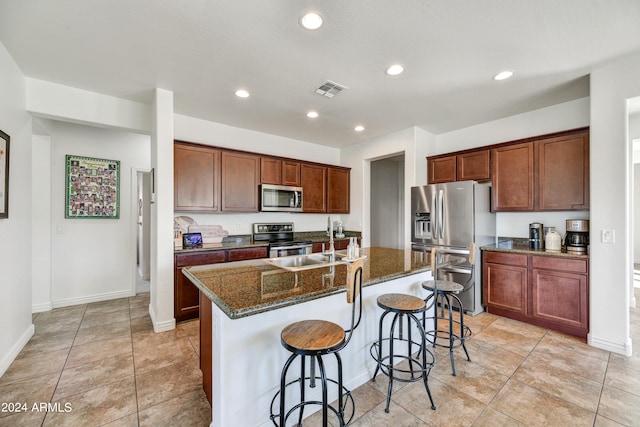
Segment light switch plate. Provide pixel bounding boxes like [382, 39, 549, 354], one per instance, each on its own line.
[601, 229, 615, 243]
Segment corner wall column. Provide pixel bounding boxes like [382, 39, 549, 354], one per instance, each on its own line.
[149, 88, 175, 332]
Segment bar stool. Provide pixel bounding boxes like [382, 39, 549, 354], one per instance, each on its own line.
[422, 243, 475, 376]
[269, 258, 365, 427]
[369, 293, 436, 413]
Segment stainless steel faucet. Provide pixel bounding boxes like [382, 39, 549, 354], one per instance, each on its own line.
[324, 216, 335, 256]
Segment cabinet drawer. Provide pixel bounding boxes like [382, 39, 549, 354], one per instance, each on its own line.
[483, 251, 528, 267]
[175, 251, 227, 267]
[227, 247, 268, 261]
[532, 256, 588, 274]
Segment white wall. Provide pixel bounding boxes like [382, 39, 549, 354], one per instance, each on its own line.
[50, 121, 150, 306]
[32, 133, 52, 312]
[590, 52, 640, 355]
[0, 41, 34, 376]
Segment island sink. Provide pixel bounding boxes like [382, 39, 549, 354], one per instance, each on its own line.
[264, 252, 349, 272]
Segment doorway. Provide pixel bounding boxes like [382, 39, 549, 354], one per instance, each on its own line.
[135, 170, 151, 293]
[370, 154, 405, 249]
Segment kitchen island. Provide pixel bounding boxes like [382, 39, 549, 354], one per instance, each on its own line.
[183, 247, 433, 427]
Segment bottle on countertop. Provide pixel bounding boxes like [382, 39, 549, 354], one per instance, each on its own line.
[354, 238, 360, 258]
[347, 237, 355, 260]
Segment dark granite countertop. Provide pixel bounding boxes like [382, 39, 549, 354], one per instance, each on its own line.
[174, 231, 362, 254]
[480, 238, 589, 259]
[183, 247, 429, 319]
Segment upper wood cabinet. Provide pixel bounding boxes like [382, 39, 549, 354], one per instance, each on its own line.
[260, 157, 282, 185]
[221, 151, 260, 212]
[537, 132, 589, 210]
[327, 167, 350, 213]
[457, 150, 490, 182]
[175, 141, 349, 214]
[427, 149, 490, 184]
[301, 163, 327, 213]
[491, 142, 535, 211]
[260, 157, 301, 187]
[428, 155, 457, 183]
[282, 160, 301, 186]
[174, 143, 220, 212]
[491, 129, 589, 212]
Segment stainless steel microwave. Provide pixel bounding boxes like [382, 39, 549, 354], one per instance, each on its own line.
[260, 184, 303, 212]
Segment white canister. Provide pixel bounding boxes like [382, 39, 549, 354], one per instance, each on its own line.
[545, 230, 562, 252]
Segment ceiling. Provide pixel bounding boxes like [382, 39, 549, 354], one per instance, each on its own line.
[2, 0, 640, 149]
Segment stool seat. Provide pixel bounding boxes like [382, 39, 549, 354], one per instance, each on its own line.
[281, 320, 345, 354]
[377, 293, 425, 312]
[422, 279, 464, 294]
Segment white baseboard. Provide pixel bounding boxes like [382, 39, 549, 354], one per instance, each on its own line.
[32, 302, 53, 313]
[149, 303, 176, 333]
[51, 289, 135, 309]
[0, 324, 35, 377]
[588, 332, 632, 356]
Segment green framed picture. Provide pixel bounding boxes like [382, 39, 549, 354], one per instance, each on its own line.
[65, 155, 120, 218]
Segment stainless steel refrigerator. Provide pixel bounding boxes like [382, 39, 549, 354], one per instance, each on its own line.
[411, 181, 496, 315]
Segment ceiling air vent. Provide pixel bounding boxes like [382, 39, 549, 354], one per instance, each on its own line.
[314, 80, 348, 98]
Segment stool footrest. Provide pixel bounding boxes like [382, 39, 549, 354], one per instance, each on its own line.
[269, 376, 355, 427]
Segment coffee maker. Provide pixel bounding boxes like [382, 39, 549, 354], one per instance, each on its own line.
[565, 219, 589, 253]
[529, 222, 544, 249]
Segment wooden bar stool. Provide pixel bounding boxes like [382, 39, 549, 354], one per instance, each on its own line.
[269, 258, 365, 427]
[369, 292, 436, 413]
[422, 243, 475, 376]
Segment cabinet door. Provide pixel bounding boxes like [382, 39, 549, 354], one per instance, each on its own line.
[221, 151, 260, 212]
[301, 163, 327, 213]
[457, 150, 490, 182]
[327, 167, 350, 213]
[491, 142, 534, 211]
[174, 144, 220, 212]
[175, 251, 226, 322]
[537, 132, 589, 210]
[427, 155, 456, 184]
[282, 160, 301, 186]
[484, 262, 529, 316]
[532, 268, 588, 333]
[260, 157, 282, 184]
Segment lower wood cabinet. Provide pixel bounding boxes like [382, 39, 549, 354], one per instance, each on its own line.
[174, 246, 268, 322]
[483, 250, 589, 339]
[311, 238, 358, 253]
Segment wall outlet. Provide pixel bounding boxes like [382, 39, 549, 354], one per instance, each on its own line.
[601, 229, 615, 243]
[236, 223, 242, 230]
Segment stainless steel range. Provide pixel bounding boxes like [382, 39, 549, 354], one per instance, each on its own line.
[252, 223, 313, 258]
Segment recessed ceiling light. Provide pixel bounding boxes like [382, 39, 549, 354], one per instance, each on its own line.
[300, 12, 323, 30]
[386, 64, 404, 76]
[307, 111, 319, 118]
[493, 70, 514, 81]
[354, 125, 365, 132]
[235, 89, 250, 98]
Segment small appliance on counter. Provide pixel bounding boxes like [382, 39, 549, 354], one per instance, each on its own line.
[545, 228, 562, 252]
[529, 222, 544, 249]
[565, 219, 589, 253]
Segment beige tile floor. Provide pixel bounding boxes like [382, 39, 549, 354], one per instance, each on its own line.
[1, 288, 640, 426]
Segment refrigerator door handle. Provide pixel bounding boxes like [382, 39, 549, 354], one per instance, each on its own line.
[431, 191, 437, 240]
[438, 189, 445, 239]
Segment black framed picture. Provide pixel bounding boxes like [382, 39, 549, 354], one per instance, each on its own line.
[0, 129, 9, 219]
[65, 155, 120, 218]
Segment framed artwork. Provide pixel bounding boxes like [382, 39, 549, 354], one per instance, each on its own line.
[0, 129, 8, 218]
[65, 155, 120, 218]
